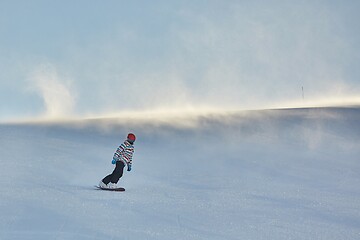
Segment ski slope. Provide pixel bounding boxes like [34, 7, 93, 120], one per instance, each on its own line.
[1, 107, 360, 240]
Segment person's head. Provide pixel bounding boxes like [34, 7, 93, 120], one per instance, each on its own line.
[127, 133, 136, 144]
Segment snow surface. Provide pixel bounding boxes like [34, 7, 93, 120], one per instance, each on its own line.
[1, 107, 360, 240]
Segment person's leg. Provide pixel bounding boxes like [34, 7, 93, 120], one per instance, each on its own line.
[102, 174, 112, 185]
[102, 161, 125, 185]
[111, 161, 125, 183]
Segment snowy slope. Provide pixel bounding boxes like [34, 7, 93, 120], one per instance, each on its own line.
[1, 107, 360, 240]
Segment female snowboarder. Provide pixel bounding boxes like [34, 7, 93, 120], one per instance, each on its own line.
[99, 133, 136, 189]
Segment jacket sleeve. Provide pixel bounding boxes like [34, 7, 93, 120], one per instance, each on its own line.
[124, 146, 134, 167]
[113, 144, 125, 161]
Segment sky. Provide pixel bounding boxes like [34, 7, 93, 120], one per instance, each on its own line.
[1, 0, 360, 121]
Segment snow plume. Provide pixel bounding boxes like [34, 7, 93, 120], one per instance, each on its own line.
[30, 63, 76, 119]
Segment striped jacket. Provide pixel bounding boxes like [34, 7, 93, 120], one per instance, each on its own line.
[113, 140, 134, 168]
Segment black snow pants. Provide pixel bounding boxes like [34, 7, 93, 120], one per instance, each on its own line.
[102, 161, 125, 184]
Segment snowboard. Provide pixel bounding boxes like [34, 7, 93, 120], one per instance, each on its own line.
[95, 186, 125, 192]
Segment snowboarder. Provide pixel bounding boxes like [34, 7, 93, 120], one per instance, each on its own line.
[99, 133, 136, 189]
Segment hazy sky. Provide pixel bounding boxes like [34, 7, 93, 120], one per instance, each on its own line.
[1, 0, 360, 120]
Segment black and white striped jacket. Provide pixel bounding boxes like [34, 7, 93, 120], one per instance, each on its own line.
[113, 140, 134, 168]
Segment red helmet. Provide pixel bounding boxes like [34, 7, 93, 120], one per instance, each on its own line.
[127, 133, 136, 143]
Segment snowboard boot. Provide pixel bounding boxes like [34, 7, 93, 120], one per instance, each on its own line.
[99, 181, 108, 188]
[108, 182, 118, 189]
